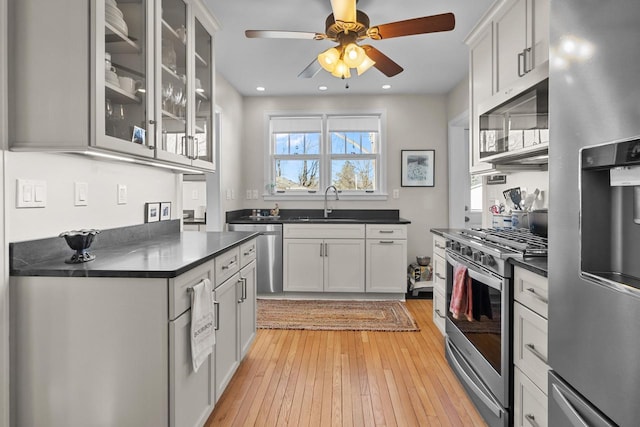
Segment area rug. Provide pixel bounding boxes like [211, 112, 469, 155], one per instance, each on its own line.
[257, 299, 419, 332]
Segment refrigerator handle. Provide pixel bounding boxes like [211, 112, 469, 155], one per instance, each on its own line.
[551, 384, 590, 427]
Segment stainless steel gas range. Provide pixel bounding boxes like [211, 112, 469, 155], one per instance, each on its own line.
[442, 228, 548, 427]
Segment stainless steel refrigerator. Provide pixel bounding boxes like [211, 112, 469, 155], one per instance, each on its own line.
[549, 1, 640, 426]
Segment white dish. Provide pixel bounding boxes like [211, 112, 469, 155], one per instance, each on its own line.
[106, 0, 117, 6]
[105, 5, 123, 19]
[106, 15, 128, 36]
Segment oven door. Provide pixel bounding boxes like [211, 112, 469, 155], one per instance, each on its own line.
[445, 250, 510, 413]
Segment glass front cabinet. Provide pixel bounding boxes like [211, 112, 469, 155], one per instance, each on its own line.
[10, 0, 217, 172]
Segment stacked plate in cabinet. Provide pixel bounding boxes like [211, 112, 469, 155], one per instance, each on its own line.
[105, 0, 128, 36]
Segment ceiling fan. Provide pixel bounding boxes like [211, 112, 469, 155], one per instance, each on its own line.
[245, 0, 455, 80]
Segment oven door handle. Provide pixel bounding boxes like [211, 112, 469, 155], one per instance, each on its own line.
[446, 251, 503, 292]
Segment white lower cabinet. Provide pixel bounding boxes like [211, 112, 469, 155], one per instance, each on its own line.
[170, 310, 214, 427]
[513, 266, 549, 427]
[365, 238, 406, 292]
[432, 288, 446, 335]
[431, 233, 447, 335]
[283, 224, 366, 293]
[214, 272, 240, 401]
[514, 368, 548, 427]
[239, 260, 257, 359]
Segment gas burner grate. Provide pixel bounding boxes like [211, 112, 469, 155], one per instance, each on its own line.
[461, 228, 548, 256]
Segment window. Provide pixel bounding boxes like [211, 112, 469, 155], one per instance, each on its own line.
[268, 113, 384, 197]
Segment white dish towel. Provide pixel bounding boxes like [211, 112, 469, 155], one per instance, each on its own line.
[190, 278, 215, 372]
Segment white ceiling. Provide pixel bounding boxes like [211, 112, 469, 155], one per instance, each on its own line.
[205, 0, 494, 97]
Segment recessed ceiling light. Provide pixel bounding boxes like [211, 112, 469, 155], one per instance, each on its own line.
[318, 85, 328, 91]
[256, 86, 266, 92]
[382, 84, 391, 90]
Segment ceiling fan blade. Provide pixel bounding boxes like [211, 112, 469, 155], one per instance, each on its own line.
[371, 13, 455, 39]
[330, 0, 356, 23]
[245, 30, 324, 40]
[298, 59, 323, 78]
[361, 45, 403, 77]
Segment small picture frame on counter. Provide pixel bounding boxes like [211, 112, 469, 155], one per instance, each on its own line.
[487, 175, 507, 185]
[145, 202, 160, 223]
[160, 202, 171, 221]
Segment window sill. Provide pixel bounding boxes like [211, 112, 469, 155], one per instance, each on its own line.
[263, 193, 389, 202]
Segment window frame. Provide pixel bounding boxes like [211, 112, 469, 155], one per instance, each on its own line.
[264, 110, 387, 200]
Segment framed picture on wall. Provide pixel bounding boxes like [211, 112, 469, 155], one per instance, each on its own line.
[401, 150, 435, 187]
[145, 202, 160, 223]
[160, 202, 172, 221]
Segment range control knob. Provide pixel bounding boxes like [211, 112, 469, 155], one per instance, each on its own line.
[451, 242, 461, 251]
[482, 254, 496, 267]
[463, 246, 473, 256]
[472, 251, 482, 262]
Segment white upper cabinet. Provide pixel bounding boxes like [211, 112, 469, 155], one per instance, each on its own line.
[9, 0, 217, 172]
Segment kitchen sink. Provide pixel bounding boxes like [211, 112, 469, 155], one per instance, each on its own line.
[287, 216, 362, 223]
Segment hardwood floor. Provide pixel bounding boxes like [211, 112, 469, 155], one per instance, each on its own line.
[206, 299, 487, 427]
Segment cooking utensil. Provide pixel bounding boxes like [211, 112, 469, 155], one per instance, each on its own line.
[522, 188, 540, 211]
[529, 209, 548, 237]
[416, 256, 431, 266]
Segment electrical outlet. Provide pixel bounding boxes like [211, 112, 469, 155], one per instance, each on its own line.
[117, 184, 127, 205]
[392, 189, 399, 199]
[75, 182, 89, 206]
[231, 189, 235, 199]
[252, 189, 259, 199]
[191, 190, 199, 200]
[225, 189, 231, 200]
[246, 190, 252, 199]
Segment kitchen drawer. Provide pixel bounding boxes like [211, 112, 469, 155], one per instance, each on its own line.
[432, 287, 446, 336]
[366, 224, 407, 239]
[283, 223, 365, 239]
[514, 367, 548, 427]
[215, 247, 240, 287]
[433, 234, 447, 259]
[432, 254, 446, 293]
[514, 266, 548, 318]
[514, 302, 549, 393]
[168, 260, 215, 321]
[239, 238, 257, 267]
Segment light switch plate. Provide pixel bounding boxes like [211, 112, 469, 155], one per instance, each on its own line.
[75, 182, 89, 206]
[252, 189, 259, 199]
[393, 189, 400, 199]
[16, 179, 47, 208]
[117, 184, 127, 205]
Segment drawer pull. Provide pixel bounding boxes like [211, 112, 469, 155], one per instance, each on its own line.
[434, 243, 446, 249]
[222, 259, 236, 270]
[525, 343, 548, 364]
[213, 301, 220, 330]
[435, 273, 445, 280]
[435, 309, 446, 319]
[243, 247, 255, 256]
[379, 230, 395, 234]
[524, 414, 540, 427]
[379, 240, 395, 244]
[526, 287, 548, 304]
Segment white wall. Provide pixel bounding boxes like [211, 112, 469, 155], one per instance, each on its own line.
[0, 0, 8, 424]
[6, 152, 180, 242]
[446, 76, 469, 121]
[182, 181, 207, 217]
[239, 94, 450, 262]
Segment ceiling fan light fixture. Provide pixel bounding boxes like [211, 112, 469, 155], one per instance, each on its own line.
[331, 59, 351, 78]
[343, 42, 366, 68]
[318, 47, 341, 72]
[356, 54, 376, 75]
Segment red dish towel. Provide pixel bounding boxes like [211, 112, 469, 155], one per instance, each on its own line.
[449, 264, 473, 321]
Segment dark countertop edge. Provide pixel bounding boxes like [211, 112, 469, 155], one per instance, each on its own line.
[509, 257, 548, 277]
[227, 217, 411, 225]
[10, 232, 259, 279]
[184, 219, 206, 225]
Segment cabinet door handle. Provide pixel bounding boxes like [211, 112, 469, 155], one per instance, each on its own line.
[191, 136, 198, 160]
[237, 278, 244, 303]
[324, 242, 328, 257]
[524, 414, 540, 427]
[379, 240, 394, 244]
[435, 273, 445, 280]
[526, 287, 548, 304]
[434, 243, 446, 249]
[518, 50, 526, 77]
[320, 243, 324, 257]
[524, 47, 533, 73]
[525, 343, 548, 364]
[213, 301, 220, 330]
[435, 309, 446, 319]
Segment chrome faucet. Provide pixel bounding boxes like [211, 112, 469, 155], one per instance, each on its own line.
[324, 185, 339, 218]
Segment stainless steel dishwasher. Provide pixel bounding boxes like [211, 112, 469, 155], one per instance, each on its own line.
[228, 223, 283, 294]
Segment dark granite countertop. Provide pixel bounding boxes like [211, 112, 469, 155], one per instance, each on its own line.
[430, 228, 455, 237]
[184, 218, 206, 225]
[10, 220, 258, 279]
[226, 208, 410, 225]
[510, 257, 548, 277]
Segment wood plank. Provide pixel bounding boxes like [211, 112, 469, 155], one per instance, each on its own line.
[206, 299, 487, 427]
